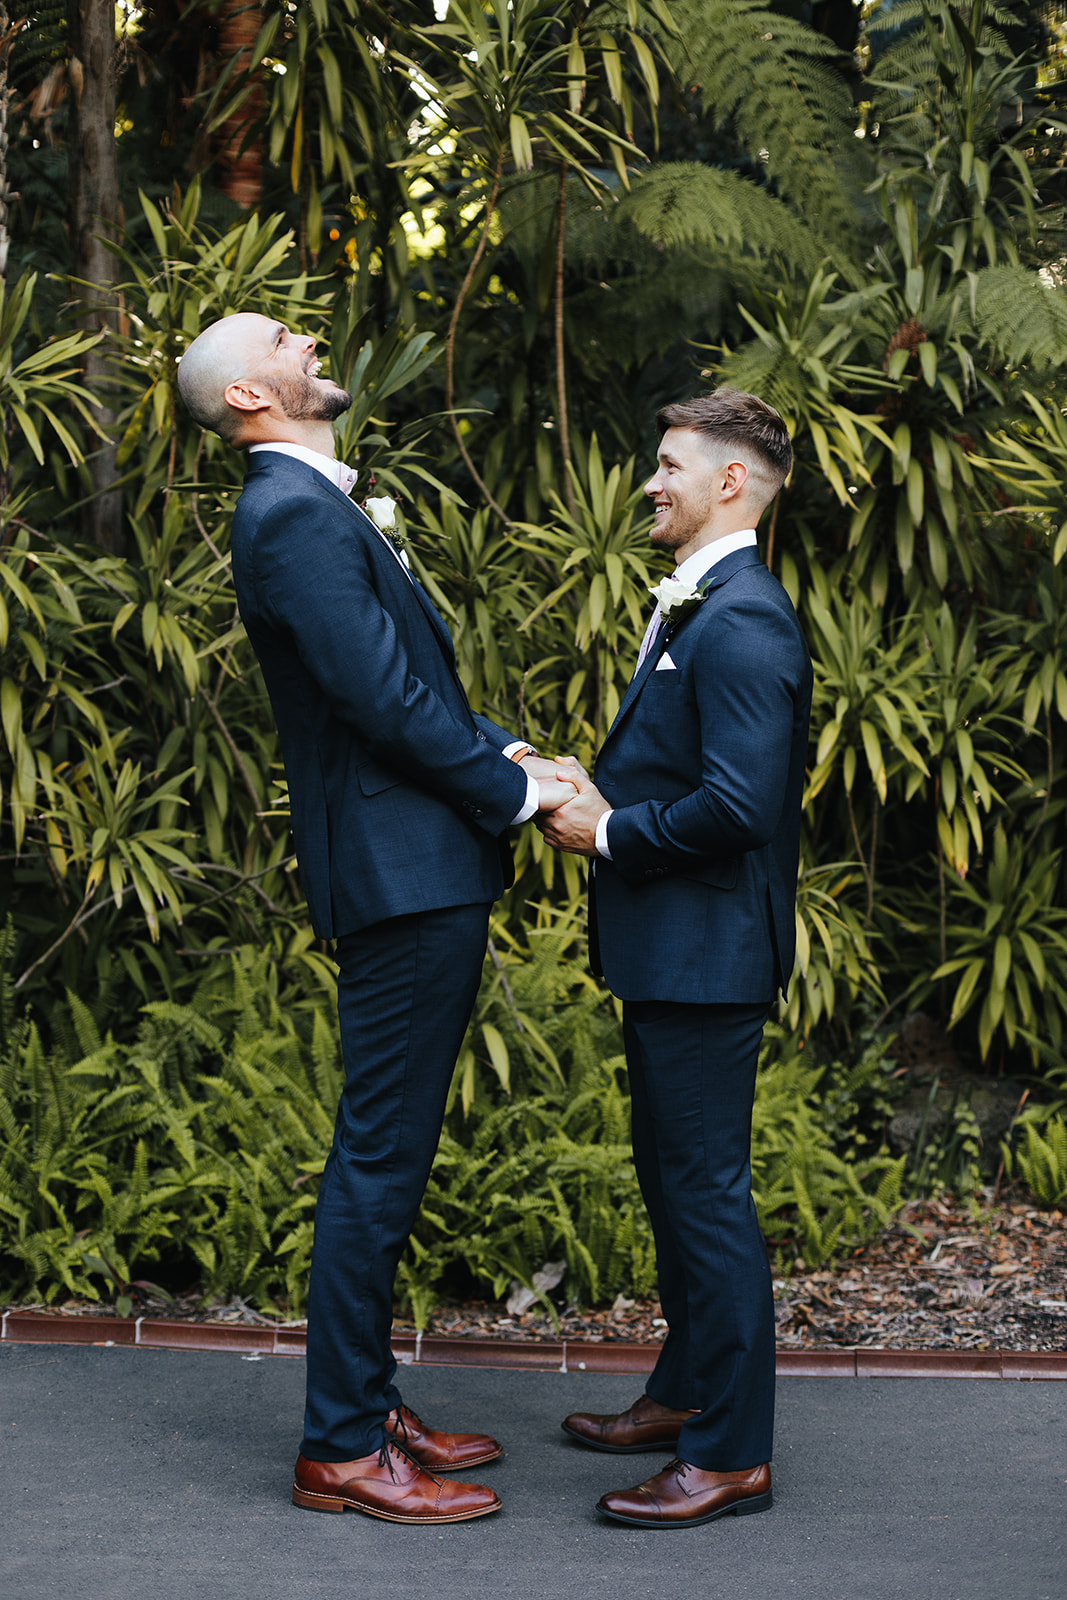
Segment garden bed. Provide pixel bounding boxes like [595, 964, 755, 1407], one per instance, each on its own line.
[6, 1193, 1063, 1355]
[389, 1193, 1066, 1354]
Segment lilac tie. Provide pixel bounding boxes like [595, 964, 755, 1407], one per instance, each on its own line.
[635, 606, 664, 672]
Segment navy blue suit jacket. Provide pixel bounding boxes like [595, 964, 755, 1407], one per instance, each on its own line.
[592, 545, 812, 1004]
[230, 452, 527, 939]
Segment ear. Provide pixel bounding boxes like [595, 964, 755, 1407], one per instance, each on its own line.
[719, 459, 748, 501]
[224, 378, 272, 415]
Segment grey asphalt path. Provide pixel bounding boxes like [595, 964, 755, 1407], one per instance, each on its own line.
[1, 1344, 1064, 1600]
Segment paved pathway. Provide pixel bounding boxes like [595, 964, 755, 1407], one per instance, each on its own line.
[2, 1343, 1063, 1600]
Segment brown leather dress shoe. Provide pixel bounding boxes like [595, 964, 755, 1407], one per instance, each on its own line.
[561, 1393, 698, 1453]
[292, 1440, 502, 1524]
[386, 1403, 503, 1470]
[597, 1459, 772, 1527]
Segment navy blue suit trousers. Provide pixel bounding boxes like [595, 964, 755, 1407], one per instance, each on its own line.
[301, 904, 491, 1461]
[625, 999, 775, 1469]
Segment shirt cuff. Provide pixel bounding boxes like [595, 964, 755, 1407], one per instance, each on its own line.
[595, 809, 614, 859]
[511, 772, 539, 826]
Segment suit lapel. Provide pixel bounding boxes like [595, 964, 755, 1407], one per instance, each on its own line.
[609, 627, 667, 734]
[250, 452, 458, 668]
[409, 574, 457, 663]
[341, 496, 458, 666]
[603, 545, 764, 744]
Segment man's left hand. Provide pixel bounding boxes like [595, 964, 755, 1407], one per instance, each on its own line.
[537, 764, 610, 856]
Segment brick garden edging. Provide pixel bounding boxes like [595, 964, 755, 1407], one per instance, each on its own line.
[2, 1310, 1065, 1378]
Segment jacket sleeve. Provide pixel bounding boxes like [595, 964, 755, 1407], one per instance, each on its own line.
[248, 494, 527, 834]
[471, 715, 518, 753]
[605, 592, 809, 880]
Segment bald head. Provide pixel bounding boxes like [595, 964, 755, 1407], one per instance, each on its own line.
[177, 313, 352, 450]
[177, 313, 279, 440]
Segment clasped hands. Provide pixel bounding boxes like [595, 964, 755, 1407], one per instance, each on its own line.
[518, 753, 609, 858]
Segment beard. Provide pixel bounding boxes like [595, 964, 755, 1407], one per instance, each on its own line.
[650, 489, 715, 552]
[273, 369, 353, 422]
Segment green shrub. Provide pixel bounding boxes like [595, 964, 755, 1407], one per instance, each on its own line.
[0, 926, 907, 1317]
[752, 1026, 905, 1269]
[1000, 1110, 1067, 1209]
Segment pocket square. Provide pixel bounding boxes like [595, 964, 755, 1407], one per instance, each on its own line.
[655, 652, 677, 671]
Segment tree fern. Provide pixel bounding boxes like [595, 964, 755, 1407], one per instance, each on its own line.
[663, 0, 867, 238]
[614, 160, 831, 277]
[971, 263, 1067, 367]
[867, 0, 1020, 143]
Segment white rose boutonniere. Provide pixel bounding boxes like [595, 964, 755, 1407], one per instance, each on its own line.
[649, 574, 705, 622]
[364, 495, 406, 550]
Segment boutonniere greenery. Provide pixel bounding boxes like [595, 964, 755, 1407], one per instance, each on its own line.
[364, 495, 406, 551]
[649, 573, 707, 623]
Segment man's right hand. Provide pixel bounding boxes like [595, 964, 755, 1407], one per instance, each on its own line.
[536, 774, 580, 811]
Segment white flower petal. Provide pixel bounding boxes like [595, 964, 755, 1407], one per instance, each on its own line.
[365, 496, 398, 531]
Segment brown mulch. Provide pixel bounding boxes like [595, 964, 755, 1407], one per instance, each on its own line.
[9, 1192, 1065, 1353]
[390, 1191, 1066, 1354]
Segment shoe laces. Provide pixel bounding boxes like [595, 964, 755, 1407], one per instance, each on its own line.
[375, 1427, 443, 1486]
[396, 1403, 424, 1434]
[387, 1404, 424, 1452]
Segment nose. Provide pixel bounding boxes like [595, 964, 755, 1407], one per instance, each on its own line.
[644, 471, 662, 497]
[283, 328, 315, 354]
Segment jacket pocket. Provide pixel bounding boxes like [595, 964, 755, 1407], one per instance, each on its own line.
[683, 858, 739, 891]
[357, 757, 402, 797]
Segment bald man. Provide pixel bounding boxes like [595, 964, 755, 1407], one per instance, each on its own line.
[178, 314, 574, 1524]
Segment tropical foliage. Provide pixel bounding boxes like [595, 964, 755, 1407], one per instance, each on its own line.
[1, 0, 1066, 1314]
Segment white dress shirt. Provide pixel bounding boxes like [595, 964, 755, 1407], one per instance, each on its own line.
[594, 530, 759, 859]
[247, 441, 538, 823]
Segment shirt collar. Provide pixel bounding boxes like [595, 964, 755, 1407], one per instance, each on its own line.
[671, 529, 757, 588]
[249, 440, 357, 497]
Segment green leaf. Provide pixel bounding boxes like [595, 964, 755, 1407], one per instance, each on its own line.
[992, 935, 1012, 996]
[481, 1023, 510, 1092]
[949, 958, 985, 1025]
[0, 676, 22, 756]
[509, 112, 534, 171]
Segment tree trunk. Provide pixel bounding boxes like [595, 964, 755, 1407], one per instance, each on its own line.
[68, 0, 123, 554]
[215, 0, 264, 209]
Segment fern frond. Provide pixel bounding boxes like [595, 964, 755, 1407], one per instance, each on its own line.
[665, 0, 866, 236]
[869, 0, 1027, 147]
[972, 264, 1067, 368]
[615, 161, 828, 277]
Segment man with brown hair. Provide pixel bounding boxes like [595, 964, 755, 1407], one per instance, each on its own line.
[541, 389, 812, 1527]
